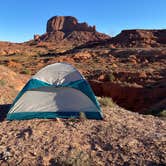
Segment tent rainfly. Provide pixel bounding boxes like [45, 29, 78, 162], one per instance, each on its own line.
[7, 63, 103, 120]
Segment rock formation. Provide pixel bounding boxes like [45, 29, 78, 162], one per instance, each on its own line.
[35, 16, 110, 45]
[34, 34, 40, 41]
[46, 16, 96, 33]
[111, 29, 166, 47]
[89, 80, 166, 113]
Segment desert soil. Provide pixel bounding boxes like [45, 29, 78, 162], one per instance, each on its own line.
[0, 104, 166, 166]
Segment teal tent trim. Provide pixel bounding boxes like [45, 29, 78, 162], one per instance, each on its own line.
[8, 78, 103, 120]
[11, 79, 52, 106]
[12, 78, 101, 112]
[9, 79, 52, 116]
[7, 111, 103, 120]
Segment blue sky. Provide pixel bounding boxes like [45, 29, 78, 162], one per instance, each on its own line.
[0, 0, 165, 42]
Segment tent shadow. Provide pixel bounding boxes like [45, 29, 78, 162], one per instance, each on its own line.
[0, 104, 11, 122]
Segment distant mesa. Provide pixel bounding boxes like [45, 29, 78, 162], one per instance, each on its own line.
[111, 29, 166, 47]
[33, 16, 110, 45]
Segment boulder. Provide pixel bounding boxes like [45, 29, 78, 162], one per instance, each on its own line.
[34, 34, 40, 41]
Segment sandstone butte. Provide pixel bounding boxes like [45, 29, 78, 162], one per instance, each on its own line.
[33, 16, 110, 44]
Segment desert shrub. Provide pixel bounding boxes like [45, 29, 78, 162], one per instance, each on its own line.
[0, 79, 6, 86]
[21, 69, 31, 75]
[147, 107, 166, 118]
[158, 110, 166, 117]
[79, 112, 87, 120]
[105, 72, 115, 82]
[109, 73, 115, 81]
[98, 97, 115, 107]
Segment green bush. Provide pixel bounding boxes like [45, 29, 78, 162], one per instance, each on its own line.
[79, 112, 87, 120]
[147, 107, 166, 118]
[158, 110, 166, 117]
[98, 97, 115, 107]
[0, 79, 6, 86]
[21, 69, 31, 75]
[105, 72, 115, 82]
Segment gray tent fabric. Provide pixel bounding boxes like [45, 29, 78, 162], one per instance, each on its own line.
[9, 87, 99, 114]
[32, 63, 83, 85]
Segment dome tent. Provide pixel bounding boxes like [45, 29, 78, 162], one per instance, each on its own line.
[7, 63, 103, 120]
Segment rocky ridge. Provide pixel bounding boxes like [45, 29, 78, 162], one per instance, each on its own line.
[111, 29, 166, 47]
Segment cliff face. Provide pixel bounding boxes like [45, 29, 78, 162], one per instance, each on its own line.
[111, 29, 166, 47]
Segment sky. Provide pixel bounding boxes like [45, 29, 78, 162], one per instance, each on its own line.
[0, 0, 165, 42]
